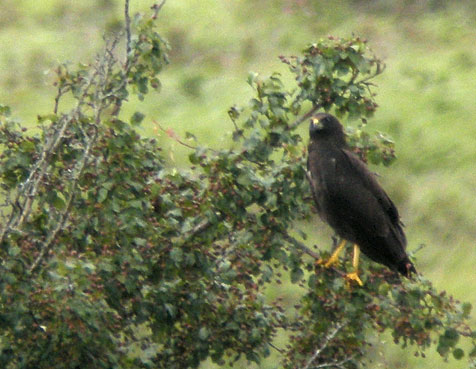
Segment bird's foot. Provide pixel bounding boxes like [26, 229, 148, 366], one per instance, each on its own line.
[345, 272, 363, 287]
[316, 240, 346, 268]
[316, 254, 340, 268]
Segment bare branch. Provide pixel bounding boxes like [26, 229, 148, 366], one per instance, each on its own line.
[311, 356, 354, 369]
[269, 342, 285, 354]
[28, 125, 99, 275]
[0, 114, 72, 243]
[283, 232, 320, 260]
[28, 37, 126, 274]
[153, 120, 197, 150]
[12, 33, 122, 274]
[0, 59, 103, 246]
[305, 169, 321, 209]
[289, 104, 321, 130]
[151, 0, 167, 19]
[53, 86, 67, 115]
[124, 0, 132, 62]
[282, 232, 348, 280]
[302, 322, 347, 369]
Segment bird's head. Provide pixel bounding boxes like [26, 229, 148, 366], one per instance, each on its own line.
[309, 113, 347, 147]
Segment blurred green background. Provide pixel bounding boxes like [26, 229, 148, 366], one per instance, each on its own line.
[0, 1, 474, 368]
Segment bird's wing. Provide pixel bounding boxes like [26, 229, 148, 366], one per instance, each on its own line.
[340, 149, 401, 226]
[306, 156, 320, 207]
[316, 148, 403, 242]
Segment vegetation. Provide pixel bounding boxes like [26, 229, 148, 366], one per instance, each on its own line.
[0, 1, 475, 368]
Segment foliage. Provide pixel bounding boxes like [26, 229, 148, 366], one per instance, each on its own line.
[0, 2, 474, 369]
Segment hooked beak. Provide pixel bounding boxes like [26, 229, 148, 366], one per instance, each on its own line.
[310, 117, 324, 130]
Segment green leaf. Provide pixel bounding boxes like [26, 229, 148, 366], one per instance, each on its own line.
[469, 345, 476, 358]
[8, 245, 20, 257]
[198, 327, 209, 341]
[98, 188, 108, 203]
[462, 302, 472, 317]
[164, 303, 176, 317]
[452, 348, 464, 360]
[0, 104, 11, 116]
[247, 72, 259, 87]
[228, 105, 241, 121]
[290, 268, 303, 283]
[131, 111, 145, 126]
[185, 131, 196, 141]
[237, 173, 252, 187]
[46, 190, 66, 209]
[170, 247, 183, 264]
[37, 113, 58, 124]
[134, 237, 146, 246]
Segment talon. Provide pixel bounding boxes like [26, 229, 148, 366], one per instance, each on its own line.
[322, 255, 340, 268]
[317, 239, 346, 268]
[315, 257, 339, 268]
[345, 272, 363, 286]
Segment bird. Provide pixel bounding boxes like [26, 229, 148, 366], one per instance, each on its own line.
[307, 113, 416, 285]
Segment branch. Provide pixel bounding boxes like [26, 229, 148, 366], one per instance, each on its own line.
[0, 114, 73, 244]
[187, 219, 215, 239]
[53, 86, 68, 115]
[124, 0, 132, 63]
[311, 356, 354, 369]
[302, 322, 347, 369]
[151, 0, 167, 19]
[289, 104, 321, 130]
[112, 0, 136, 117]
[153, 120, 197, 150]
[0, 41, 108, 245]
[305, 169, 321, 210]
[283, 232, 320, 260]
[28, 125, 99, 275]
[282, 232, 347, 279]
[28, 37, 119, 274]
[269, 342, 285, 354]
[288, 61, 383, 132]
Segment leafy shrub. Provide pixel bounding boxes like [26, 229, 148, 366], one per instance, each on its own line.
[0, 2, 474, 368]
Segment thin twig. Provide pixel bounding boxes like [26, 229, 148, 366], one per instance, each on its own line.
[283, 233, 320, 260]
[302, 322, 347, 369]
[124, 0, 132, 61]
[289, 104, 321, 130]
[305, 169, 321, 208]
[151, 0, 167, 19]
[188, 219, 215, 238]
[311, 356, 354, 369]
[53, 86, 67, 115]
[111, 0, 133, 117]
[153, 120, 197, 150]
[269, 342, 285, 354]
[282, 232, 347, 278]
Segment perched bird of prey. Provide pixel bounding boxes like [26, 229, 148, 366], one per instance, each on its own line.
[307, 113, 416, 285]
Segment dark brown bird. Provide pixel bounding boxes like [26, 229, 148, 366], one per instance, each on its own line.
[307, 113, 416, 284]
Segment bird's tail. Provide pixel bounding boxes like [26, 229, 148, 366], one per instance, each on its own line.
[396, 258, 417, 278]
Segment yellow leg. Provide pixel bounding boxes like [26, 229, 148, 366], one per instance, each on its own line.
[318, 239, 347, 268]
[353, 244, 360, 270]
[345, 244, 363, 286]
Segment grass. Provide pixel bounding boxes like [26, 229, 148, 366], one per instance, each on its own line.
[1, 1, 474, 368]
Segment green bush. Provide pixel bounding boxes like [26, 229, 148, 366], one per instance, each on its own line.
[0, 2, 474, 368]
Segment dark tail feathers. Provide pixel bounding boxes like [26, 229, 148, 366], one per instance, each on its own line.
[396, 258, 417, 278]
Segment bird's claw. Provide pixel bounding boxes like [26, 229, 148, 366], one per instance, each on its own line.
[345, 272, 363, 287]
[316, 255, 340, 268]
